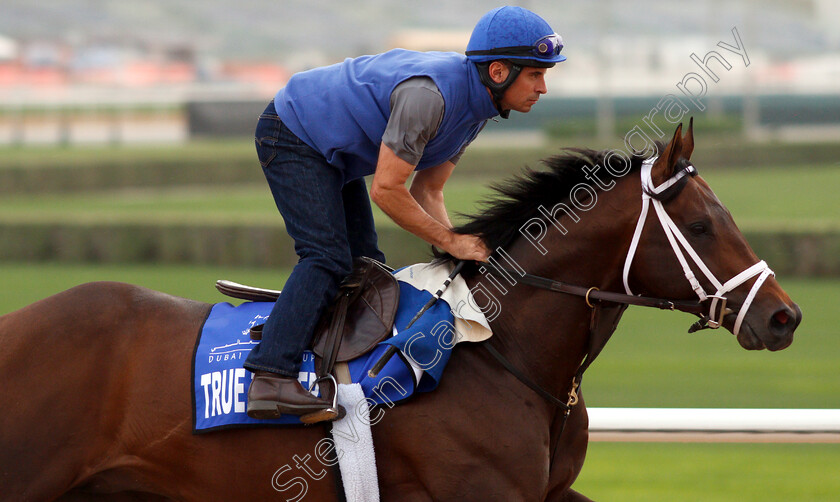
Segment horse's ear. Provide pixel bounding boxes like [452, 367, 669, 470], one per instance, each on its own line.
[682, 116, 695, 160]
[654, 123, 683, 181]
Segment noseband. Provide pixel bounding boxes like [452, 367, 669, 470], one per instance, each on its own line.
[622, 156, 774, 335]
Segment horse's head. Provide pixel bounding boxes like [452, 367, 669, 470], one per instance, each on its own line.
[442, 121, 801, 351]
[625, 119, 801, 351]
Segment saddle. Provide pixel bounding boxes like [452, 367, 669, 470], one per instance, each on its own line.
[216, 257, 400, 405]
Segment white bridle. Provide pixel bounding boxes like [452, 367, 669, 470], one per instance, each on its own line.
[622, 156, 774, 336]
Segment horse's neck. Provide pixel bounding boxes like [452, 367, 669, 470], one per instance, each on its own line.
[478, 252, 603, 395]
[469, 180, 638, 397]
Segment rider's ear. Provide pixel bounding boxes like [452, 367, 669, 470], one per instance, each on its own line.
[682, 116, 695, 161]
[654, 123, 683, 182]
[488, 61, 510, 84]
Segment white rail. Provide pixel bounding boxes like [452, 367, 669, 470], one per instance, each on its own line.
[588, 408, 840, 443]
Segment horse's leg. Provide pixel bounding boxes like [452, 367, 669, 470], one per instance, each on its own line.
[0, 282, 210, 501]
[543, 394, 591, 502]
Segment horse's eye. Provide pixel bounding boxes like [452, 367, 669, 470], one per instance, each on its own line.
[689, 222, 708, 235]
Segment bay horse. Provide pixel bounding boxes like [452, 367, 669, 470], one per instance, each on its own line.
[0, 122, 801, 501]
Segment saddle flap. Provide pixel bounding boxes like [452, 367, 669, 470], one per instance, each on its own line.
[312, 257, 399, 363]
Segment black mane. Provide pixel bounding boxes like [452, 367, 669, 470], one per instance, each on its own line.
[436, 146, 660, 263]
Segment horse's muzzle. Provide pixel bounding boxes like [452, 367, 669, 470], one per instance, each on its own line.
[731, 301, 801, 351]
[766, 302, 801, 350]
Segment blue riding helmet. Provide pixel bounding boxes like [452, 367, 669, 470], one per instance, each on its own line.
[466, 6, 566, 67]
[465, 6, 566, 118]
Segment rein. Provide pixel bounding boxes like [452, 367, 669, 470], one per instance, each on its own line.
[488, 265, 707, 315]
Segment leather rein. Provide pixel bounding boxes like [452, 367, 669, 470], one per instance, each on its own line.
[479, 260, 706, 415]
[491, 265, 708, 315]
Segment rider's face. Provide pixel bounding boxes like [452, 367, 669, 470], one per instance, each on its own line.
[496, 65, 549, 114]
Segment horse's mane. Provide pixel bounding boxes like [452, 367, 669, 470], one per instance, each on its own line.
[435, 145, 661, 264]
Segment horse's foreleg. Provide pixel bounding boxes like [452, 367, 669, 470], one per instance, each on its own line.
[543, 393, 591, 502]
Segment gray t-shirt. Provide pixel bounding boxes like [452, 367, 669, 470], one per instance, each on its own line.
[382, 77, 469, 167]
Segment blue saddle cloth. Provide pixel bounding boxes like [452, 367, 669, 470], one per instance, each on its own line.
[192, 279, 459, 433]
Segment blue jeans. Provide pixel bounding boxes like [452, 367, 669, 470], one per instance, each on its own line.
[244, 101, 386, 377]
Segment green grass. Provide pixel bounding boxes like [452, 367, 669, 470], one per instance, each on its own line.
[546, 113, 744, 140]
[701, 166, 840, 232]
[0, 184, 282, 225]
[3, 135, 840, 173]
[0, 163, 837, 232]
[572, 442, 840, 501]
[0, 139, 253, 170]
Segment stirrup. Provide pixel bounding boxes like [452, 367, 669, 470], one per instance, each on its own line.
[301, 374, 344, 424]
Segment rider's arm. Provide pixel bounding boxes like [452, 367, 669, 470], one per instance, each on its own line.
[372, 78, 489, 261]
[409, 160, 455, 228]
[371, 145, 488, 261]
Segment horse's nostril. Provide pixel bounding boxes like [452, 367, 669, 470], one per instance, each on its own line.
[769, 306, 797, 336]
[773, 310, 790, 325]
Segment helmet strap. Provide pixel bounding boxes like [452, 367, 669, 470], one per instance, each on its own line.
[476, 61, 522, 119]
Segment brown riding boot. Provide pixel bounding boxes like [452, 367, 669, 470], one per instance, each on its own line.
[246, 371, 340, 423]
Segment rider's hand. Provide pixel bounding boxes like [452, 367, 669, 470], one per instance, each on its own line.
[445, 233, 491, 262]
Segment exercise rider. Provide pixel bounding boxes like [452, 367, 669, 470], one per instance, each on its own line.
[244, 5, 567, 423]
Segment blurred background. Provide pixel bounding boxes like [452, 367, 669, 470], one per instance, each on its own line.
[1, 0, 839, 145]
[0, 1, 838, 500]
